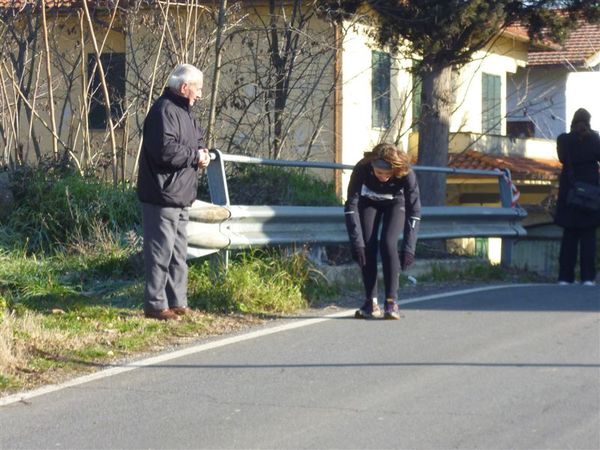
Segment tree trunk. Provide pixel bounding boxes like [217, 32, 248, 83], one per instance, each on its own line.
[132, 0, 170, 178]
[268, 0, 284, 159]
[41, 0, 59, 162]
[207, 0, 227, 149]
[81, 1, 120, 186]
[417, 64, 452, 207]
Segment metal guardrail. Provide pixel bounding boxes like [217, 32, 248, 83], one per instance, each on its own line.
[187, 201, 526, 259]
[188, 149, 527, 264]
[205, 150, 520, 207]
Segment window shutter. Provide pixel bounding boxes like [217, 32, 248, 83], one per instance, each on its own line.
[482, 73, 501, 135]
[372, 51, 391, 129]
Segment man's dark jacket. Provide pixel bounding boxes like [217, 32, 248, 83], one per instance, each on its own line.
[137, 89, 205, 207]
[554, 130, 600, 228]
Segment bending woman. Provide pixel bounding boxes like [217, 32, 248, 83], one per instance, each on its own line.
[344, 143, 421, 319]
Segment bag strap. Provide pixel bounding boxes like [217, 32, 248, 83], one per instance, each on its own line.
[562, 138, 577, 185]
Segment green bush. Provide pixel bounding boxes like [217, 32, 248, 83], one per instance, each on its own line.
[1, 165, 340, 315]
[199, 165, 341, 206]
[5, 167, 140, 253]
[188, 249, 337, 315]
[419, 261, 545, 283]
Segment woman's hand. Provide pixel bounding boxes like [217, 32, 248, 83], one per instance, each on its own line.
[351, 246, 366, 267]
[400, 250, 414, 271]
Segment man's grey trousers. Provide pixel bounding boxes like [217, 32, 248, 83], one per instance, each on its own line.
[141, 202, 189, 313]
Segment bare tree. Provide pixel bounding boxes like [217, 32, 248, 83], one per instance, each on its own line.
[206, 0, 228, 148]
[209, 0, 339, 163]
[0, 1, 342, 182]
[41, 0, 59, 161]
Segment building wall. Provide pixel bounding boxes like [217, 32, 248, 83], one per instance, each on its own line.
[100, 4, 338, 173]
[0, 12, 125, 170]
[451, 47, 523, 136]
[1, 5, 339, 182]
[565, 72, 600, 132]
[507, 67, 567, 140]
[408, 35, 528, 155]
[508, 68, 600, 140]
[202, 4, 337, 162]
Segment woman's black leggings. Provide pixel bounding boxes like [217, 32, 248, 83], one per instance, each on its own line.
[558, 227, 597, 282]
[359, 198, 405, 301]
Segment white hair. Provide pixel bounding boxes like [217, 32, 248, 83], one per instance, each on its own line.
[166, 64, 203, 90]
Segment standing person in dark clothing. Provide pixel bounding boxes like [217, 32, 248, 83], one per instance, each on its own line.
[555, 108, 600, 286]
[137, 64, 210, 320]
[344, 143, 421, 319]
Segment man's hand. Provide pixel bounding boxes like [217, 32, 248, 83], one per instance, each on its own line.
[198, 148, 210, 169]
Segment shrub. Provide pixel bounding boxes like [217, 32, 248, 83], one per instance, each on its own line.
[199, 165, 341, 206]
[188, 249, 337, 315]
[5, 167, 140, 253]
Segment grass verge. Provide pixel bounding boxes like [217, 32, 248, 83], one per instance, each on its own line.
[418, 260, 551, 284]
[0, 244, 338, 397]
[0, 167, 342, 396]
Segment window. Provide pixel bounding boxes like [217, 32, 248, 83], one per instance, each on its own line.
[372, 51, 391, 129]
[475, 238, 489, 258]
[507, 120, 535, 139]
[482, 73, 501, 135]
[88, 53, 126, 129]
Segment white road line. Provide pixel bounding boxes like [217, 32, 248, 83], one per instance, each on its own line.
[398, 283, 544, 306]
[0, 283, 544, 407]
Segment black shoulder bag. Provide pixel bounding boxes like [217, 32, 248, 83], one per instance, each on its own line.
[565, 148, 600, 212]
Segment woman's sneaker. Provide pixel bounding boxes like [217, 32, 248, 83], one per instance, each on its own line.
[384, 300, 401, 320]
[355, 300, 381, 319]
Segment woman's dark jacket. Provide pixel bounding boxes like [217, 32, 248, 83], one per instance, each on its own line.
[137, 89, 205, 208]
[344, 158, 421, 255]
[554, 130, 600, 228]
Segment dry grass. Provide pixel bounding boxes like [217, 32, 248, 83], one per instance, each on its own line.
[0, 310, 99, 386]
[0, 307, 262, 394]
[0, 312, 24, 374]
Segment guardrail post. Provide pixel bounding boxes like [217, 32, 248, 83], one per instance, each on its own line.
[498, 169, 515, 268]
[207, 149, 230, 206]
[206, 149, 230, 270]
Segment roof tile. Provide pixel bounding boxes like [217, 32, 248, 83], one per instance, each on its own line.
[448, 149, 561, 181]
[528, 22, 600, 67]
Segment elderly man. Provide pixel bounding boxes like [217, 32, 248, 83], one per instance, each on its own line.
[137, 64, 210, 320]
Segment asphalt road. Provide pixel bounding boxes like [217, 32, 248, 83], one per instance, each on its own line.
[1, 284, 599, 449]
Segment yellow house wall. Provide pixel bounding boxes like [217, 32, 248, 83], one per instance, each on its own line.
[3, 4, 337, 181]
[408, 35, 528, 156]
[339, 22, 413, 198]
[451, 39, 526, 136]
[2, 12, 125, 170]
[209, 5, 337, 162]
[4, 5, 532, 195]
[126, 3, 338, 180]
